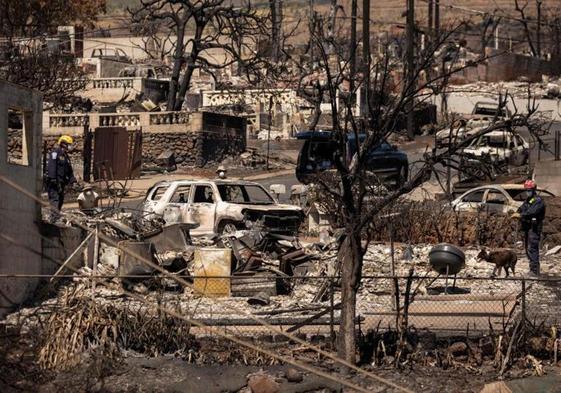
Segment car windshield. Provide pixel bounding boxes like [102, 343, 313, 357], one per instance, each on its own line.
[473, 104, 507, 117]
[471, 134, 509, 148]
[217, 184, 274, 204]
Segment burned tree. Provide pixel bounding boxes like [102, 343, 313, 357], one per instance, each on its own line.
[130, 0, 275, 111]
[0, 0, 105, 107]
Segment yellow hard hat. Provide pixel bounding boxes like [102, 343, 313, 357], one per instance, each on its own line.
[58, 135, 74, 145]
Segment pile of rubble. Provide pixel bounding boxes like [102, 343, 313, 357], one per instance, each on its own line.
[449, 80, 561, 100]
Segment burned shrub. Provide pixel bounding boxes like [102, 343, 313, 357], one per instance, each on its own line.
[367, 200, 519, 247]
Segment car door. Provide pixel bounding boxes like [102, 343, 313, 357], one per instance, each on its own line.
[162, 184, 192, 224]
[482, 189, 510, 214]
[188, 184, 217, 236]
[515, 134, 528, 165]
[507, 134, 522, 166]
[454, 189, 485, 212]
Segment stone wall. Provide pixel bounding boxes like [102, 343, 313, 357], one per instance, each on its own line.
[456, 50, 561, 84]
[142, 130, 245, 167]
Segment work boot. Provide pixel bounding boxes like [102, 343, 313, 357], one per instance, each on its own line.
[525, 270, 540, 279]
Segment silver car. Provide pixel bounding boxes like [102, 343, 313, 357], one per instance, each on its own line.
[451, 184, 554, 214]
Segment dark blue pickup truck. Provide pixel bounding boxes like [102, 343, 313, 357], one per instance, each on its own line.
[295, 131, 409, 187]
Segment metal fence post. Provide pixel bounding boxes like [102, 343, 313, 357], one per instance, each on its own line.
[521, 279, 526, 324]
[329, 276, 335, 348]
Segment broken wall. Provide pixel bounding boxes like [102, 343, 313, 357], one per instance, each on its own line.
[456, 50, 561, 84]
[0, 80, 43, 317]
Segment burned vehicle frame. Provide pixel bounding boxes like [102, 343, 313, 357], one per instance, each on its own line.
[141, 179, 304, 237]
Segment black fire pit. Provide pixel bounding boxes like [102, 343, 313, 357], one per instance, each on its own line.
[429, 243, 465, 275]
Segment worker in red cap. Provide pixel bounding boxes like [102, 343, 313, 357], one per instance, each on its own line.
[518, 179, 546, 276]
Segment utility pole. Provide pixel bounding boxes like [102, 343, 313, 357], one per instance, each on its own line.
[428, 0, 433, 39]
[434, 0, 440, 38]
[406, 0, 415, 140]
[537, 0, 542, 58]
[349, 0, 357, 110]
[362, 0, 370, 121]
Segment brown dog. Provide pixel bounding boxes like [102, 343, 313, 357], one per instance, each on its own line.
[477, 248, 518, 277]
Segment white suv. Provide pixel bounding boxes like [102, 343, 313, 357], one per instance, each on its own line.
[141, 179, 303, 237]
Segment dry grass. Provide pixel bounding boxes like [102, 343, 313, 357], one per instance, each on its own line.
[38, 285, 194, 370]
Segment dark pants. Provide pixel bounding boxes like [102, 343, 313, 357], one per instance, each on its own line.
[47, 182, 64, 221]
[525, 230, 541, 274]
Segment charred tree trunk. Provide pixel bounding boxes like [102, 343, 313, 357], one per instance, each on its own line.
[167, 25, 185, 111]
[337, 231, 363, 364]
[308, 101, 322, 130]
[270, 0, 283, 62]
[175, 23, 204, 111]
[405, 0, 416, 140]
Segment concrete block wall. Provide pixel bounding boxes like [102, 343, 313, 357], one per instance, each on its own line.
[0, 80, 43, 317]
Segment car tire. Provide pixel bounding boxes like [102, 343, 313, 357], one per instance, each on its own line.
[217, 220, 240, 248]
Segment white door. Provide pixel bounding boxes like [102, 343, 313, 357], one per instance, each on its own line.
[163, 184, 192, 224]
[189, 184, 217, 236]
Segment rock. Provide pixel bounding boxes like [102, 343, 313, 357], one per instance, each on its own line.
[479, 381, 512, 393]
[448, 341, 468, 357]
[285, 368, 303, 383]
[248, 373, 280, 393]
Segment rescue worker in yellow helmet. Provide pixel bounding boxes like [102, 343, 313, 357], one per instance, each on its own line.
[46, 135, 77, 221]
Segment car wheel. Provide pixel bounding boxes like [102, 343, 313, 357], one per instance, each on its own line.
[217, 221, 239, 248]
[221, 222, 238, 234]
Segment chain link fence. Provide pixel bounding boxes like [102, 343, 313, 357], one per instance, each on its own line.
[4, 273, 559, 341]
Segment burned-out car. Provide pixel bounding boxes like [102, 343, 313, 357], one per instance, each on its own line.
[141, 180, 304, 236]
[462, 130, 529, 166]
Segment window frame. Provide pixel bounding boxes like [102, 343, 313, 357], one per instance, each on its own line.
[192, 184, 216, 204]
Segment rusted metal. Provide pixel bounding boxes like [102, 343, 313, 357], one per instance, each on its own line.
[93, 127, 142, 180]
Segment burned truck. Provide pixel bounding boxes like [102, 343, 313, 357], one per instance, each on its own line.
[141, 179, 304, 236]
